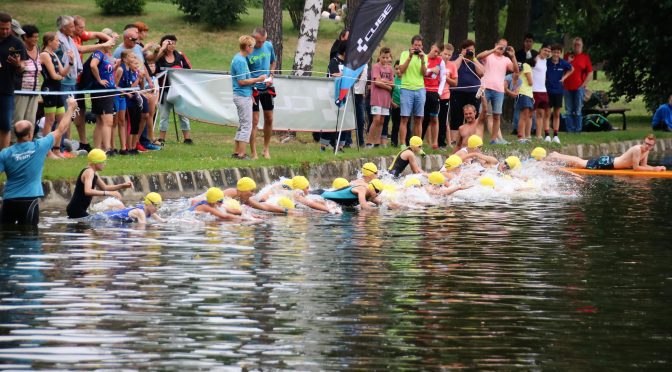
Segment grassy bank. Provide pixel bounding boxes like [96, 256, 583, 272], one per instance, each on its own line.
[2, 0, 667, 182]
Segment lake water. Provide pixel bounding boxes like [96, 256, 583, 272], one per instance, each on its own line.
[1, 160, 671, 370]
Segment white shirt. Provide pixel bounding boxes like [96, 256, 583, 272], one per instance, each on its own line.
[353, 64, 368, 95]
[532, 56, 547, 92]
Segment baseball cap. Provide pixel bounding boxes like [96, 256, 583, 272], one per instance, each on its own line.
[11, 19, 25, 36]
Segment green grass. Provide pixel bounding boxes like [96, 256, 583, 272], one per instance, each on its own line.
[3, 0, 667, 182]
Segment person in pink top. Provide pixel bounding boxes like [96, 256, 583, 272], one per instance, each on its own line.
[439, 44, 458, 148]
[563, 37, 593, 133]
[476, 38, 519, 144]
[366, 47, 394, 147]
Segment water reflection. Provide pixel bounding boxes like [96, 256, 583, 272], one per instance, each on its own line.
[1, 177, 671, 370]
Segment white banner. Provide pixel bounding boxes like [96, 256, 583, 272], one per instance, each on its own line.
[165, 69, 356, 132]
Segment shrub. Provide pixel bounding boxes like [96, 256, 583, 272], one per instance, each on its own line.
[96, 0, 146, 15]
[172, 0, 248, 28]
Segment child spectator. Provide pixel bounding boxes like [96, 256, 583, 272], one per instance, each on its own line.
[366, 47, 394, 148]
[546, 44, 574, 143]
[114, 50, 133, 154]
[532, 44, 551, 140]
[390, 60, 403, 147]
[516, 60, 534, 142]
[439, 44, 458, 148]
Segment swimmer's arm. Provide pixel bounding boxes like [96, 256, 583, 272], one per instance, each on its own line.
[295, 194, 330, 212]
[633, 152, 665, 171]
[91, 174, 123, 199]
[129, 209, 147, 224]
[408, 154, 423, 174]
[246, 198, 287, 214]
[150, 213, 165, 223]
[200, 205, 239, 221]
[354, 187, 375, 210]
[224, 206, 242, 215]
[474, 153, 499, 166]
[257, 189, 272, 202]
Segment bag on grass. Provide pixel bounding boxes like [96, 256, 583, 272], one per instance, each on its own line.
[583, 114, 613, 132]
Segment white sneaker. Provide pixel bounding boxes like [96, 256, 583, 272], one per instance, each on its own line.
[552, 136, 561, 144]
[544, 136, 551, 142]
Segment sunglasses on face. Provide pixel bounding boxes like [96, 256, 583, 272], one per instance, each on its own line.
[129, 37, 138, 42]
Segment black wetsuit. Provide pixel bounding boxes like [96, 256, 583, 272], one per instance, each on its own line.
[66, 168, 98, 218]
[388, 148, 413, 177]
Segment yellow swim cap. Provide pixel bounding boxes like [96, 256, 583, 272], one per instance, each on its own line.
[362, 162, 378, 176]
[144, 192, 162, 206]
[467, 135, 483, 149]
[409, 136, 423, 148]
[368, 178, 384, 193]
[332, 177, 349, 189]
[531, 147, 547, 161]
[237, 177, 257, 192]
[444, 155, 463, 170]
[281, 179, 293, 189]
[480, 176, 495, 188]
[404, 177, 421, 188]
[87, 148, 107, 164]
[292, 175, 310, 190]
[277, 196, 295, 210]
[223, 198, 241, 212]
[505, 156, 521, 170]
[206, 187, 225, 204]
[428, 171, 446, 185]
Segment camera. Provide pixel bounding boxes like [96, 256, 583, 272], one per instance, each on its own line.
[413, 49, 421, 55]
[465, 50, 474, 59]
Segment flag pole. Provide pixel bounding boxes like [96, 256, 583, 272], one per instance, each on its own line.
[334, 93, 350, 155]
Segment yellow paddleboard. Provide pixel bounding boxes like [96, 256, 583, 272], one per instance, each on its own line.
[562, 168, 672, 178]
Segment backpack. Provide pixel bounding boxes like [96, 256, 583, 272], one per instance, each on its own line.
[583, 114, 613, 132]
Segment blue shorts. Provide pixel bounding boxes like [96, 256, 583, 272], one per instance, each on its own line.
[400, 88, 426, 117]
[116, 95, 127, 111]
[141, 96, 149, 114]
[60, 84, 77, 106]
[484, 89, 505, 115]
[516, 95, 534, 110]
[0, 94, 15, 132]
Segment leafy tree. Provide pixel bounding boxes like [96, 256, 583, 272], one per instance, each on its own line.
[96, 0, 146, 15]
[285, 0, 305, 30]
[404, 0, 420, 24]
[172, 0, 248, 28]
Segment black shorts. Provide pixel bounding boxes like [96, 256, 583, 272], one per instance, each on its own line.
[586, 155, 615, 170]
[41, 91, 63, 110]
[424, 91, 441, 117]
[1, 197, 40, 226]
[75, 82, 87, 112]
[253, 91, 275, 112]
[548, 93, 563, 109]
[91, 93, 115, 115]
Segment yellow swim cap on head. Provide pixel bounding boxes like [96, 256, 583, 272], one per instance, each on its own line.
[206, 187, 225, 204]
[404, 177, 421, 188]
[362, 162, 378, 176]
[531, 147, 547, 161]
[224, 198, 241, 212]
[368, 178, 384, 193]
[237, 177, 257, 192]
[444, 155, 463, 170]
[409, 136, 423, 147]
[467, 135, 483, 149]
[428, 171, 446, 185]
[292, 176, 310, 190]
[332, 177, 349, 189]
[144, 192, 162, 206]
[480, 176, 495, 188]
[282, 179, 293, 189]
[87, 148, 107, 164]
[505, 156, 521, 170]
[277, 196, 295, 210]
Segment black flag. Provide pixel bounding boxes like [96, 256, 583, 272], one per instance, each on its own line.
[344, 0, 405, 70]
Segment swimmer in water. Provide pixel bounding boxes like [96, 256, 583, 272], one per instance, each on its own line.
[66, 149, 134, 218]
[100, 192, 165, 224]
[223, 177, 292, 214]
[351, 162, 379, 187]
[547, 134, 665, 171]
[289, 176, 340, 213]
[425, 171, 471, 196]
[388, 136, 426, 177]
[319, 179, 383, 210]
[189, 187, 243, 221]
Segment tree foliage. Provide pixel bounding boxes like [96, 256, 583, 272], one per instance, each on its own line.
[285, 0, 304, 30]
[172, 0, 248, 28]
[96, 0, 146, 15]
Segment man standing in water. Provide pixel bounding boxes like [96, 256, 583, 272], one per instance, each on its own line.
[548, 134, 666, 171]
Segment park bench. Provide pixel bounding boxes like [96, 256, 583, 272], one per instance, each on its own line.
[583, 107, 631, 130]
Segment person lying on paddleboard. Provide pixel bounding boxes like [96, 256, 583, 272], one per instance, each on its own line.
[547, 134, 666, 171]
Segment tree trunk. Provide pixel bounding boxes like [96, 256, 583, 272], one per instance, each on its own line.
[420, 0, 442, 51]
[287, 0, 305, 30]
[344, 0, 362, 31]
[436, 0, 449, 45]
[474, 0, 500, 51]
[264, 0, 283, 72]
[292, 0, 324, 76]
[503, 0, 531, 48]
[448, 0, 469, 48]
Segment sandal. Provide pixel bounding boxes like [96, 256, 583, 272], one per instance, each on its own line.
[154, 138, 165, 146]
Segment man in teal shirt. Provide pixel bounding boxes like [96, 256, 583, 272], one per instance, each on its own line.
[247, 27, 277, 159]
[1, 97, 77, 226]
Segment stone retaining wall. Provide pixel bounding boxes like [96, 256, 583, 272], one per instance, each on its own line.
[4, 138, 672, 208]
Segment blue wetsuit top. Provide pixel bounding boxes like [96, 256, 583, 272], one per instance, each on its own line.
[320, 186, 359, 206]
[188, 200, 208, 212]
[103, 204, 143, 222]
